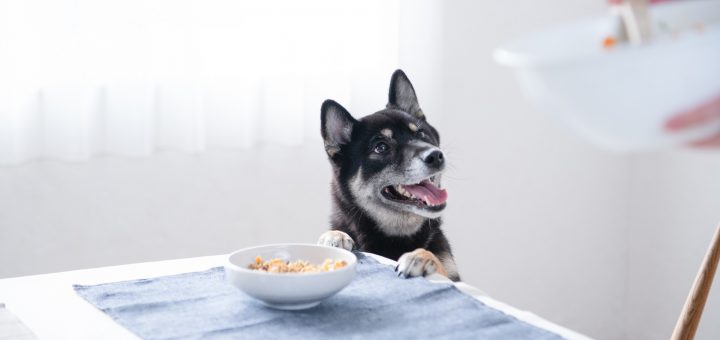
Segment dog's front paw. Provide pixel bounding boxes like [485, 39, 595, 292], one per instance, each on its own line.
[317, 230, 355, 251]
[396, 248, 448, 278]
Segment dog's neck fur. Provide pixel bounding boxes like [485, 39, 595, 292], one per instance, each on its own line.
[329, 179, 443, 261]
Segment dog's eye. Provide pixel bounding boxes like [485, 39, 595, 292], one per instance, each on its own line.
[373, 142, 389, 154]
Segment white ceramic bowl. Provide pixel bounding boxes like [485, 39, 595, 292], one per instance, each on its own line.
[225, 243, 357, 310]
[494, 0, 720, 151]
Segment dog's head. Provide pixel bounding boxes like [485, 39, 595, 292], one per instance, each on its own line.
[321, 70, 447, 234]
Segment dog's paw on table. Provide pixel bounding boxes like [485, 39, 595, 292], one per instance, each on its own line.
[395, 248, 448, 279]
[317, 230, 355, 251]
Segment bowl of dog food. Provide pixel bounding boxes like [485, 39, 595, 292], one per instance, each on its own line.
[225, 243, 357, 310]
[494, 0, 720, 151]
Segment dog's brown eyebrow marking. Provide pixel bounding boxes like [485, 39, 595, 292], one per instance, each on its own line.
[408, 123, 418, 132]
[324, 141, 340, 157]
[381, 128, 393, 138]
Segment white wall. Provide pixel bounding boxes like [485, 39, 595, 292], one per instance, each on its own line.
[0, 145, 332, 276]
[626, 151, 720, 340]
[436, 1, 627, 339]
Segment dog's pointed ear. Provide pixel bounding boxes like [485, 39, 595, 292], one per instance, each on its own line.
[321, 99, 357, 158]
[387, 69, 424, 119]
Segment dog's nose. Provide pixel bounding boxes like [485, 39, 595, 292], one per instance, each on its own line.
[423, 150, 444, 168]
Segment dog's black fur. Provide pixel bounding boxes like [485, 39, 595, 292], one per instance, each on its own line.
[319, 70, 459, 281]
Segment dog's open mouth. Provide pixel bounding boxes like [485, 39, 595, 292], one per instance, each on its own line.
[381, 176, 448, 209]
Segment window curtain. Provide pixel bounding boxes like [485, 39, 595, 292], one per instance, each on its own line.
[0, 0, 422, 165]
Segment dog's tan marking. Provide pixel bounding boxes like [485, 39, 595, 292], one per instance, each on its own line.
[408, 123, 418, 132]
[324, 141, 340, 157]
[414, 109, 425, 119]
[409, 248, 448, 277]
[438, 253, 459, 279]
[381, 128, 393, 138]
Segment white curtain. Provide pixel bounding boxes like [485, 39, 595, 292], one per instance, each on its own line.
[0, 0, 412, 164]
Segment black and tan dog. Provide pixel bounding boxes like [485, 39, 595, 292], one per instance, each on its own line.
[317, 70, 459, 281]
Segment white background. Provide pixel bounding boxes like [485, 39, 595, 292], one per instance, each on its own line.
[1, 0, 719, 339]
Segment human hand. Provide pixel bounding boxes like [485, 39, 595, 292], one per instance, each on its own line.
[665, 96, 720, 148]
[608, 0, 719, 149]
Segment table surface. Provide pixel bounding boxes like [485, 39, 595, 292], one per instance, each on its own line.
[0, 253, 592, 340]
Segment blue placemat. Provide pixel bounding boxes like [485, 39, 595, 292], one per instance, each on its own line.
[74, 254, 564, 340]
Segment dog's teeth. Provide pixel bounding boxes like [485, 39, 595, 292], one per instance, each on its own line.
[395, 185, 410, 197]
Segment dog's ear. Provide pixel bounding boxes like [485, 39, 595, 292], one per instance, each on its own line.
[321, 99, 357, 158]
[387, 69, 424, 119]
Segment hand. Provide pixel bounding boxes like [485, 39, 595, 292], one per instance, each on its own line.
[607, 0, 720, 148]
[665, 96, 720, 148]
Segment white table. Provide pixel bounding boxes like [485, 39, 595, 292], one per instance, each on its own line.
[0, 254, 593, 340]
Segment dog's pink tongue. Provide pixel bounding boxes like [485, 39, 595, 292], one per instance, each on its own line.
[402, 180, 448, 206]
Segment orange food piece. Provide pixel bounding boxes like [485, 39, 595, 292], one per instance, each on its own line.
[248, 256, 348, 273]
[602, 36, 617, 49]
